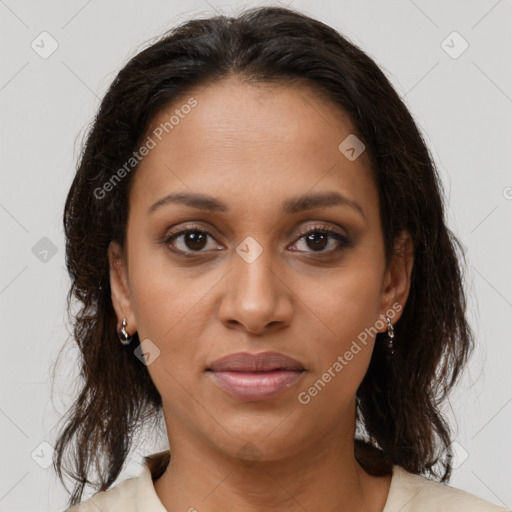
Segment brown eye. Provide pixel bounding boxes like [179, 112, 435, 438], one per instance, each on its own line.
[162, 224, 350, 258]
[165, 228, 221, 254]
[303, 231, 329, 251]
[290, 227, 349, 254]
[179, 231, 208, 251]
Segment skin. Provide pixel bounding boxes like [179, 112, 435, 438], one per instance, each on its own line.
[108, 76, 414, 512]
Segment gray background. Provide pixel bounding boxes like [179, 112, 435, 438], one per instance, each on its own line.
[1, 0, 511, 510]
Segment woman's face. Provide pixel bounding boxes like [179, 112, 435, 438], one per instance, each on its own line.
[109, 77, 413, 462]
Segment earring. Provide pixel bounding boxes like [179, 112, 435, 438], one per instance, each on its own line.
[118, 318, 133, 345]
[384, 316, 395, 355]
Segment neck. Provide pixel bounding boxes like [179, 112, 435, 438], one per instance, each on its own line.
[152, 422, 391, 512]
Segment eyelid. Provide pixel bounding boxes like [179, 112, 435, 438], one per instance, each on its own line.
[292, 223, 348, 242]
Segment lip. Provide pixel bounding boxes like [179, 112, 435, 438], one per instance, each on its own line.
[206, 351, 306, 402]
[208, 351, 305, 372]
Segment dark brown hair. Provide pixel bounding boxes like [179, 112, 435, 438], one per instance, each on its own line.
[54, 5, 474, 506]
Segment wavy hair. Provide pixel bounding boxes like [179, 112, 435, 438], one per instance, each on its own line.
[54, 5, 474, 506]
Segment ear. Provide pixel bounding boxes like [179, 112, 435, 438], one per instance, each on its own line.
[377, 230, 414, 330]
[108, 240, 137, 336]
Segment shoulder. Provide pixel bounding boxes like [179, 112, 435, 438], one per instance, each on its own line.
[386, 465, 510, 512]
[62, 452, 170, 512]
[63, 470, 140, 512]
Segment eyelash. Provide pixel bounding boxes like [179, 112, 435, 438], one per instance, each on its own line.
[162, 224, 350, 257]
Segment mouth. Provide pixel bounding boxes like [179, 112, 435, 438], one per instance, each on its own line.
[206, 351, 306, 402]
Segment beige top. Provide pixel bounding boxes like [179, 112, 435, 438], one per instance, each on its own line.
[66, 454, 509, 511]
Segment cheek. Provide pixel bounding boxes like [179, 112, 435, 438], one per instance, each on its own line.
[129, 270, 207, 413]
[299, 262, 383, 395]
[130, 272, 183, 340]
[127, 238, 203, 339]
[308, 259, 383, 338]
[127, 253, 217, 380]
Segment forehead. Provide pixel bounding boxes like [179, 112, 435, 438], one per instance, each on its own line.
[144, 76, 360, 149]
[129, 77, 377, 220]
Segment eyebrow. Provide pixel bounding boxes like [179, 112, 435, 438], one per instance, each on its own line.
[148, 191, 366, 221]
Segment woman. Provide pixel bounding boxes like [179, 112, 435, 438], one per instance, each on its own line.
[54, 5, 508, 511]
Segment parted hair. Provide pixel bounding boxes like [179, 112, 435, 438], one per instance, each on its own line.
[54, 5, 474, 506]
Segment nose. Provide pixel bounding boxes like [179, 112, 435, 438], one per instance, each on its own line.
[218, 244, 293, 335]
